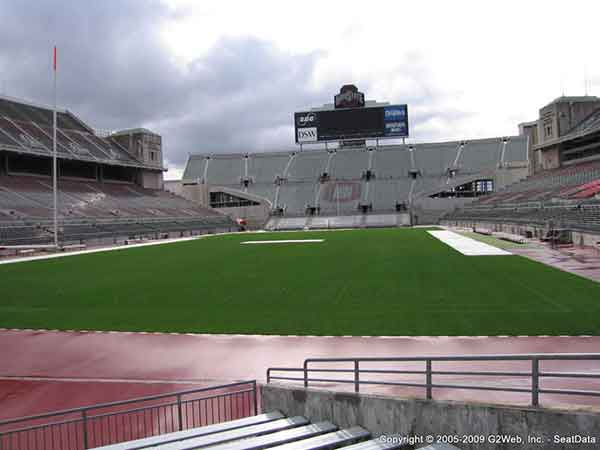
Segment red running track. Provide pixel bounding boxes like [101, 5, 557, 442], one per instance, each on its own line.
[1, 329, 600, 419]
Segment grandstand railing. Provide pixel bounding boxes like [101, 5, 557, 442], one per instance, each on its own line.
[0, 380, 258, 450]
[266, 354, 600, 408]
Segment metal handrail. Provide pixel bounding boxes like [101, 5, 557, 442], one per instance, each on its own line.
[0, 380, 255, 427]
[266, 354, 600, 407]
[0, 380, 258, 450]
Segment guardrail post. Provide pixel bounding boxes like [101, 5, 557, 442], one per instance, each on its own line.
[82, 410, 89, 449]
[253, 381, 259, 414]
[531, 358, 539, 407]
[426, 359, 432, 400]
[266, 369, 271, 383]
[354, 360, 360, 393]
[177, 394, 183, 431]
[303, 361, 309, 388]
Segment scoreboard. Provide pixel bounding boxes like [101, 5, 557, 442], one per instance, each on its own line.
[295, 104, 408, 144]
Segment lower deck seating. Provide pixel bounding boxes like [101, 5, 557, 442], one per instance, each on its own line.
[446, 160, 600, 232]
[0, 175, 220, 220]
[90, 411, 457, 450]
[0, 174, 235, 245]
[446, 202, 600, 232]
[475, 160, 600, 207]
[266, 213, 407, 231]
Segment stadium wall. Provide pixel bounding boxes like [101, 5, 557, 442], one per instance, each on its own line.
[139, 170, 164, 189]
[261, 384, 600, 450]
[181, 183, 271, 229]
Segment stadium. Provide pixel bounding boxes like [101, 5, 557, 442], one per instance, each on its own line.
[1, 53, 600, 450]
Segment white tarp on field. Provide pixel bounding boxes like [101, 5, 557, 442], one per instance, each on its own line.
[427, 230, 512, 256]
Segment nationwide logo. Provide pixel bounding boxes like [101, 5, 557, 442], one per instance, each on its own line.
[297, 127, 317, 143]
[385, 108, 406, 119]
[334, 84, 365, 109]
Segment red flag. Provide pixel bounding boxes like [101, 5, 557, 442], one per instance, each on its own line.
[53, 46, 57, 71]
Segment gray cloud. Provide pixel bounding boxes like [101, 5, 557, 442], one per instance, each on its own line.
[0, 0, 334, 170]
[0, 0, 469, 175]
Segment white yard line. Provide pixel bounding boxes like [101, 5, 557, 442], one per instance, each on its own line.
[428, 230, 512, 256]
[241, 239, 324, 245]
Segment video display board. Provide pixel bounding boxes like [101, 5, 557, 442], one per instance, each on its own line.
[294, 104, 408, 143]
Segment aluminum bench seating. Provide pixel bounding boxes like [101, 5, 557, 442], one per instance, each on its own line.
[90, 411, 285, 450]
[260, 427, 371, 450]
[152, 416, 310, 450]
[89, 410, 461, 450]
[161, 421, 337, 450]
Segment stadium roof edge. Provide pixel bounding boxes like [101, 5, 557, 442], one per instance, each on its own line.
[0, 93, 68, 114]
[111, 127, 160, 137]
[186, 135, 526, 160]
[544, 95, 600, 108]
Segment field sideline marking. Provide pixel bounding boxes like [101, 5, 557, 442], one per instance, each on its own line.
[428, 230, 512, 256]
[0, 235, 210, 265]
[241, 239, 324, 245]
[0, 328, 594, 339]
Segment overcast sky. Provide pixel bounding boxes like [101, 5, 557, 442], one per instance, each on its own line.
[1, 0, 599, 179]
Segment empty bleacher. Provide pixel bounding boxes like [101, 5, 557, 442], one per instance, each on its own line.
[266, 213, 408, 231]
[0, 95, 236, 246]
[0, 174, 235, 245]
[182, 137, 528, 224]
[446, 159, 600, 232]
[86, 410, 447, 450]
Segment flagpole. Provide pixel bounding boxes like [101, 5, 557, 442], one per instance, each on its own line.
[53, 46, 58, 248]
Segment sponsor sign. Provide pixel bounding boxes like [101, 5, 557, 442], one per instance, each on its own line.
[383, 105, 408, 137]
[384, 105, 407, 121]
[295, 112, 317, 128]
[297, 127, 317, 142]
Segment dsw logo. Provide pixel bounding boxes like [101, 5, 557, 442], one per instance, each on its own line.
[298, 130, 316, 138]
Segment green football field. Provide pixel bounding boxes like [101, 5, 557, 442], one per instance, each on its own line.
[1, 228, 599, 335]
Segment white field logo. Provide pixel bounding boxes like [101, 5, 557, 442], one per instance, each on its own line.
[297, 127, 317, 142]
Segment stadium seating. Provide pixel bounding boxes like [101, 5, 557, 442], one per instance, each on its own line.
[266, 213, 408, 231]
[0, 175, 223, 219]
[87, 410, 450, 450]
[445, 159, 600, 232]
[182, 137, 528, 220]
[0, 174, 235, 245]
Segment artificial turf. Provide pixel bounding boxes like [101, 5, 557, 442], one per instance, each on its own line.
[1, 228, 599, 335]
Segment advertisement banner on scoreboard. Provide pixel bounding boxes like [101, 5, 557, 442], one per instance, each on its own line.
[297, 127, 318, 142]
[383, 105, 408, 137]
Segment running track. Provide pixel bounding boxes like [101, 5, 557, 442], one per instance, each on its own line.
[1, 329, 600, 419]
